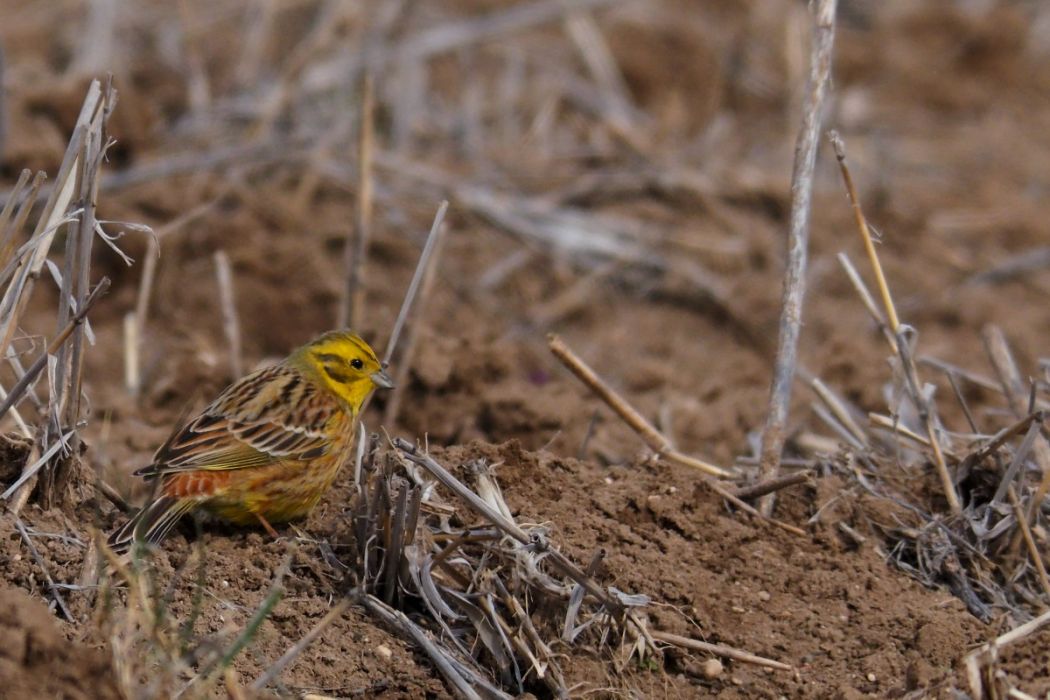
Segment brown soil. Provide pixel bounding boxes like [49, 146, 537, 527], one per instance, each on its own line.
[2, 0, 1050, 697]
[0, 586, 121, 700]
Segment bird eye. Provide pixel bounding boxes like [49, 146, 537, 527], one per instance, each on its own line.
[350, 358, 364, 370]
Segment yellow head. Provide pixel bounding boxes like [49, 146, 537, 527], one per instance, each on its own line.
[290, 330, 394, 413]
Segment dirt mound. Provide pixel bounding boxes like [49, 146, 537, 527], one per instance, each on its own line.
[13, 438, 985, 698]
[0, 587, 120, 700]
[434, 441, 983, 696]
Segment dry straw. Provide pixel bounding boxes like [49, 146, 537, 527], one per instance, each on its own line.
[0, 79, 117, 515]
[802, 135, 1050, 637]
[248, 436, 794, 696]
[757, 0, 838, 516]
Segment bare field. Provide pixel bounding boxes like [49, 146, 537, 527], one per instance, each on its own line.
[2, 1, 1050, 698]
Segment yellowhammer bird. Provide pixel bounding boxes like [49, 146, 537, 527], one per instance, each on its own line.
[109, 330, 393, 550]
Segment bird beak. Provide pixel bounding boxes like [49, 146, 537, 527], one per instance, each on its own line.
[371, 369, 395, 389]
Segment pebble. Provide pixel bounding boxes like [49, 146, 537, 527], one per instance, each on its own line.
[757, 590, 771, 602]
[701, 659, 723, 679]
[867, 673, 876, 683]
[376, 644, 393, 661]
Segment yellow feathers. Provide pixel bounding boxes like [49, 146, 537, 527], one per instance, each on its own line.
[289, 330, 393, 412]
[109, 330, 393, 550]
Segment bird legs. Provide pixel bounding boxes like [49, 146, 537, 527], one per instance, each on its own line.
[254, 512, 281, 540]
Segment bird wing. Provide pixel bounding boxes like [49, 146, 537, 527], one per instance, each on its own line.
[134, 364, 340, 478]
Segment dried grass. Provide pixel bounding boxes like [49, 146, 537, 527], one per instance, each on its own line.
[248, 435, 792, 697]
[95, 535, 289, 700]
[799, 134, 1050, 699]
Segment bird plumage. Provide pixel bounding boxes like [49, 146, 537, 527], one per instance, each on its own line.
[109, 330, 392, 551]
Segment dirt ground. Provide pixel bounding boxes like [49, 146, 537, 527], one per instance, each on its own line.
[2, 0, 1050, 697]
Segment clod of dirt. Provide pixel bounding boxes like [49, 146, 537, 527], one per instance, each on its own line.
[0, 587, 121, 700]
[701, 658, 724, 679]
[0, 433, 31, 484]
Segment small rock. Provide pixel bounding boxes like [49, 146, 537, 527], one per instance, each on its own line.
[701, 658, 723, 679]
[730, 676, 743, 686]
[757, 590, 771, 602]
[866, 673, 876, 683]
[375, 644, 393, 661]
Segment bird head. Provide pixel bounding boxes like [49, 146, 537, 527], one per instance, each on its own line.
[294, 330, 393, 412]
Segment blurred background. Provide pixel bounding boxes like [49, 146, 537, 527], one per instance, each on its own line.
[1, 0, 1049, 480]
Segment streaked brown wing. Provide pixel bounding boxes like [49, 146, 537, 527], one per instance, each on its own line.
[135, 364, 337, 478]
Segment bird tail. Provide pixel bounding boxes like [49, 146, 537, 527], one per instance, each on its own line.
[107, 496, 196, 553]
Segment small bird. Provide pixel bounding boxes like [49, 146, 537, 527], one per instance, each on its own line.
[109, 330, 393, 551]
